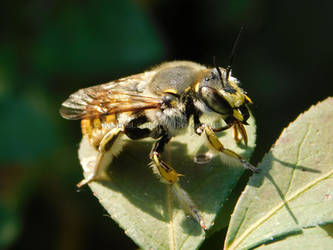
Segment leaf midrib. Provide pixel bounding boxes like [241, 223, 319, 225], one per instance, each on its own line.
[167, 185, 176, 250]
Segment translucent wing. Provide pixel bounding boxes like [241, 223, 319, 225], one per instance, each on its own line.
[60, 72, 162, 120]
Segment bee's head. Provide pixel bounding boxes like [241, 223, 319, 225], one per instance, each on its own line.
[195, 67, 252, 125]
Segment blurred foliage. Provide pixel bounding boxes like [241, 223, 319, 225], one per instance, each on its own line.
[0, 0, 332, 249]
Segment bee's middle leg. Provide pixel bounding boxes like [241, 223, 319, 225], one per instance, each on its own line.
[150, 135, 181, 184]
[125, 124, 180, 183]
[150, 135, 207, 230]
[77, 127, 123, 188]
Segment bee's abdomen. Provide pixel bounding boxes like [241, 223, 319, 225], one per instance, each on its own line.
[81, 119, 93, 136]
[81, 115, 117, 134]
[81, 114, 118, 149]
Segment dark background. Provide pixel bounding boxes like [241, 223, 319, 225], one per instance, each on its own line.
[1, 0, 332, 249]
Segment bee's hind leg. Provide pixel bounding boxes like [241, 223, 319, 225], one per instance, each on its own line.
[203, 124, 260, 173]
[150, 134, 207, 230]
[77, 127, 123, 188]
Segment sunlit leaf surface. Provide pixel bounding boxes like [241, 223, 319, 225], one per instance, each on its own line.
[225, 97, 333, 250]
[79, 114, 256, 249]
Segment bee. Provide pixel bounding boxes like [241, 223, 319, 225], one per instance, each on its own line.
[60, 59, 259, 230]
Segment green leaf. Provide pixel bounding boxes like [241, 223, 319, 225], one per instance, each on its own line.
[256, 224, 333, 249]
[225, 97, 333, 250]
[79, 114, 256, 249]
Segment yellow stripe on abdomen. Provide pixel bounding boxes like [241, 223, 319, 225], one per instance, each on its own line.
[81, 119, 92, 136]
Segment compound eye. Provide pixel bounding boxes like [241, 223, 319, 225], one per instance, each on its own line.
[199, 86, 231, 115]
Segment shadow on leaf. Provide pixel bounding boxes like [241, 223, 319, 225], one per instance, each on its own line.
[248, 152, 322, 225]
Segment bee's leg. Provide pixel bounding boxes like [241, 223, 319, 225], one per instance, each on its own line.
[171, 183, 207, 230]
[125, 127, 151, 140]
[150, 135, 179, 183]
[193, 112, 231, 134]
[124, 116, 152, 140]
[150, 135, 207, 230]
[234, 122, 248, 146]
[77, 127, 123, 188]
[210, 122, 248, 146]
[193, 111, 204, 135]
[213, 124, 232, 132]
[232, 124, 240, 143]
[203, 124, 260, 173]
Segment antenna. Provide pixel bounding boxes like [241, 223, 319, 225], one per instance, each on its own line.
[213, 56, 225, 88]
[226, 26, 244, 82]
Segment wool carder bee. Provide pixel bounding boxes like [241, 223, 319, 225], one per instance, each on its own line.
[60, 59, 259, 230]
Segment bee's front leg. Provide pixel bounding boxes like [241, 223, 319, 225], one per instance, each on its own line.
[77, 127, 123, 188]
[233, 121, 248, 146]
[203, 124, 260, 173]
[213, 124, 232, 132]
[150, 135, 207, 230]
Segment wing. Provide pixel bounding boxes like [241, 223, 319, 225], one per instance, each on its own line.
[60, 72, 162, 120]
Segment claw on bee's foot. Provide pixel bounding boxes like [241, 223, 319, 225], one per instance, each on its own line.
[77, 178, 90, 188]
[193, 207, 207, 231]
[76, 172, 110, 188]
[77, 177, 98, 188]
[172, 183, 207, 231]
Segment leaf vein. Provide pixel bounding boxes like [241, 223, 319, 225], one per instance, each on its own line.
[285, 124, 311, 196]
